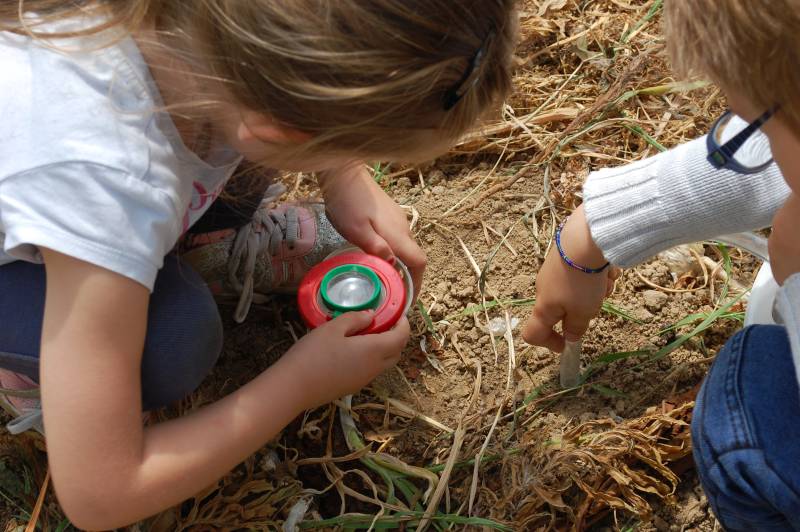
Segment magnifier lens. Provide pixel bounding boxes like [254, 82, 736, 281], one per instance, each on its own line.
[326, 272, 376, 308]
[320, 264, 381, 312]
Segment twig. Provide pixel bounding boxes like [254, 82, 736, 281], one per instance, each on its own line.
[458, 237, 500, 363]
[482, 223, 518, 257]
[394, 367, 423, 410]
[296, 447, 372, 466]
[469, 315, 515, 514]
[24, 469, 49, 532]
[418, 361, 482, 531]
[522, 18, 606, 65]
[385, 398, 454, 433]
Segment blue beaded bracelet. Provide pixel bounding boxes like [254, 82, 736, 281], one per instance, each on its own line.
[555, 221, 610, 274]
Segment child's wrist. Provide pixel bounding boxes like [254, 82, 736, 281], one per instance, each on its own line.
[317, 160, 366, 192]
[558, 207, 608, 272]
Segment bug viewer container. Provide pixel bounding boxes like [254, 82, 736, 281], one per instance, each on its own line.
[297, 247, 413, 334]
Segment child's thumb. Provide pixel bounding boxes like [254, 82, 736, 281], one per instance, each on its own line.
[334, 310, 375, 336]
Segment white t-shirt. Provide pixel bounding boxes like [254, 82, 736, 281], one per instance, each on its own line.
[0, 19, 242, 290]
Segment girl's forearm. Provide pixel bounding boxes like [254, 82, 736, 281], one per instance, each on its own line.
[66, 354, 309, 530]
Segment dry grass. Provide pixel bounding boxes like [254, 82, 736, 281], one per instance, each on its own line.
[1, 1, 741, 530]
[497, 402, 693, 530]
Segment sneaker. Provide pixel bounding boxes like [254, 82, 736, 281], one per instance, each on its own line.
[0, 369, 43, 435]
[182, 183, 346, 322]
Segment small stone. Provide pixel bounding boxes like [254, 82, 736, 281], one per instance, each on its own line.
[431, 185, 446, 195]
[508, 274, 534, 296]
[642, 289, 669, 311]
[632, 307, 655, 322]
[396, 177, 412, 188]
[457, 286, 473, 298]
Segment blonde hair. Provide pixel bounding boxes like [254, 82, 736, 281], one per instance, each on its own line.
[2, 1, 517, 162]
[665, 0, 800, 135]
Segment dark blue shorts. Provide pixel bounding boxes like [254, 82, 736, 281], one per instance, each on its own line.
[692, 325, 800, 530]
[0, 255, 222, 410]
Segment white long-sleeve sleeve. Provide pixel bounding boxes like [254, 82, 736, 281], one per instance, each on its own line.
[583, 131, 789, 268]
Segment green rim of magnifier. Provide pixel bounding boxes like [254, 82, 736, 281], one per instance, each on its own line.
[320, 264, 381, 312]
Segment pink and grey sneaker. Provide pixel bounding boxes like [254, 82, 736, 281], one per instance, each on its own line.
[0, 369, 43, 435]
[182, 183, 346, 322]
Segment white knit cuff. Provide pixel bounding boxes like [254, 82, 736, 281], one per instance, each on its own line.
[583, 130, 788, 267]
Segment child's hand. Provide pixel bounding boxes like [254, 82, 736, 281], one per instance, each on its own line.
[319, 163, 426, 299]
[769, 192, 800, 284]
[284, 311, 410, 409]
[522, 205, 619, 352]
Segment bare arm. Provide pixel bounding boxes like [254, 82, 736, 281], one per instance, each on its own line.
[40, 249, 408, 529]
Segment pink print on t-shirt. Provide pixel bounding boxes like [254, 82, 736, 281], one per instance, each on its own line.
[181, 180, 225, 233]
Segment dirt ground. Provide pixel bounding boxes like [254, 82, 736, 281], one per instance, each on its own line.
[0, 0, 762, 530]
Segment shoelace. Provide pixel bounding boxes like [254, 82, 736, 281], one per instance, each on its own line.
[0, 386, 44, 435]
[6, 409, 43, 435]
[227, 183, 299, 323]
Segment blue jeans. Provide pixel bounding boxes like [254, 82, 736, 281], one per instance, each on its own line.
[0, 255, 223, 410]
[693, 325, 800, 530]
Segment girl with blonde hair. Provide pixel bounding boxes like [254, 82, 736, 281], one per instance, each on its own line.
[0, 1, 516, 527]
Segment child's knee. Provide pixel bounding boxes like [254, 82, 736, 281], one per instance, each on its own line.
[140, 306, 222, 410]
[141, 258, 224, 410]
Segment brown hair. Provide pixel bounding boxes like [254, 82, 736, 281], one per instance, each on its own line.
[2, 1, 517, 162]
[665, 0, 800, 135]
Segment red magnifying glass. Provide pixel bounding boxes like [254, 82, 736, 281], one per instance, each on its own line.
[297, 247, 413, 334]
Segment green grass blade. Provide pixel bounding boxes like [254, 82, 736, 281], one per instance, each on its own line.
[54, 518, 72, 532]
[601, 302, 644, 323]
[446, 298, 637, 323]
[417, 301, 439, 337]
[659, 310, 744, 334]
[299, 511, 511, 530]
[620, 0, 663, 43]
[446, 298, 536, 320]
[625, 124, 667, 152]
[592, 349, 652, 366]
[639, 292, 747, 366]
[591, 383, 627, 398]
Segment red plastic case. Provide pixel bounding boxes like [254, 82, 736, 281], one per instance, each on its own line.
[298, 251, 407, 334]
